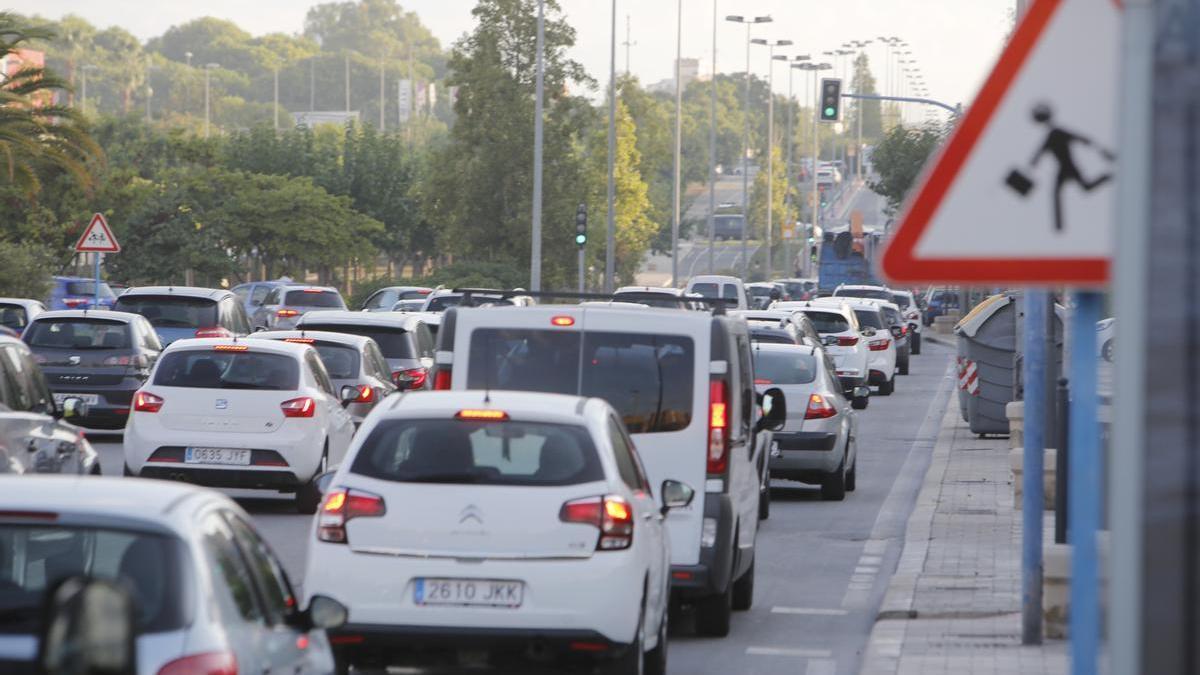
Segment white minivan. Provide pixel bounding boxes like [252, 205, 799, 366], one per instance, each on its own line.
[432, 303, 786, 637]
[685, 275, 749, 311]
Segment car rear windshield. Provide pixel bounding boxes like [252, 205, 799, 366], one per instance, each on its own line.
[398, 289, 430, 300]
[612, 293, 686, 309]
[881, 307, 903, 325]
[114, 295, 217, 330]
[25, 318, 131, 350]
[314, 343, 359, 379]
[800, 311, 851, 334]
[299, 324, 414, 359]
[351, 419, 604, 486]
[467, 329, 695, 434]
[64, 281, 116, 300]
[0, 525, 189, 634]
[689, 283, 737, 301]
[753, 350, 818, 385]
[749, 328, 795, 345]
[835, 288, 893, 301]
[154, 349, 300, 390]
[854, 310, 885, 329]
[748, 287, 773, 297]
[284, 290, 345, 308]
[892, 294, 912, 310]
[0, 304, 29, 331]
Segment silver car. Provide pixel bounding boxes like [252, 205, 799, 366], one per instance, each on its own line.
[252, 286, 347, 330]
[753, 342, 863, 501]
[253, 330, 399, 424]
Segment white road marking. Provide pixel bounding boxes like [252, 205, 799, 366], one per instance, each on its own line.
[806, 658, 839, 675]
[854, 565, 880, 575]
[746, 646, 834, 658]
[770, 606, 849, 616]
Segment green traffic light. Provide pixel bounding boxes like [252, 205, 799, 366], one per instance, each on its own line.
[824, 107, 836, 117]
[575, 234, 587, 245]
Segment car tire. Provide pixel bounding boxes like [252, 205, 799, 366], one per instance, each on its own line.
[911, 332, 922, 355]
[821, 458, 847, 501]
[851, 395, 869, 410]
[732, 557, 755, 611]
[123, 464, 134, 477]
[758, 479, 771, 521]
[644, 601, 668, 675]
[695, 575, 733, 637]
[607, 603, 645, 675]
[296, 449, 328, 515]
[899, 355, 910, 376]
[878, 376, 895, 396]
[846, 457, 857, 492]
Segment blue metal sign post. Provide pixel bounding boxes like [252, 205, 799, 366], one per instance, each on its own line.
[1022, 290, 1048, 644]
[1068, 290, 1102, 675]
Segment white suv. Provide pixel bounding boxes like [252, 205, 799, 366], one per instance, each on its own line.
[776, 300, 872, 406]
[304, 390, 696, 674]
[889, 290, 923, 355]
[124, 338, 356, 512]
[821, 299, 899, 395]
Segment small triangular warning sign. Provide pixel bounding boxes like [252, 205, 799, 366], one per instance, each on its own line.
[75, 213, 120, 253]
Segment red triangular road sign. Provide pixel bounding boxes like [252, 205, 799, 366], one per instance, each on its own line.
[75, 213, 120, 253]
[881, 0, 1120, 286]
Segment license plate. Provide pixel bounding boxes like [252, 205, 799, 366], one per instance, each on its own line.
[52, 393, 98, 405]
[415, 578, 524, 608]
[185, 447, 251, 466]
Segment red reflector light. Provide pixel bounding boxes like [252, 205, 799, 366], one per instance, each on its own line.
[277, 309, 300, 318]
[156, 651, 237, 675]
[280, 397, 316, 418]
[837, 336, 860, 347]
[195, 326, 233, 339]
[672, 571, 693, 580]
[551, 315, 575, 327]
[569, 642, 610, 653]
[0, 510, 58, 521]
[456, 409, 509, 421]
[133, 391, 164, 413]
[63, 298, 88, 308]
[433, 368, 452, 390]
[213, 344, 249, 352]
[302, 289, 324, 293]
[868, 339, 892, 351]
[284, 337, 315, 344]
[804, 393, 838, 420]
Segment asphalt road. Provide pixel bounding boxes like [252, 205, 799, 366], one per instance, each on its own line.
[88, 339, 956, 675]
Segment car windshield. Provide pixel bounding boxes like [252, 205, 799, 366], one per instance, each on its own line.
[854, 310, 885, 330]
[114, 296, 217, 329]
[882, 307, 903, 325]
[468, 329, 695, 434]
[0, 305, 29, 331]
[153, 349, 300, 390]
[689, 283, 718, 298]
[892, 294, 912, 310]
[314, 343, 360, 379]
[64, 281, 116, 300]
[284, 290, 345, 308]
[753, 349, 818, 385]
[300, 323, 415, 359]
[398, 290, 431, 300]
[393, 299, 426, 311]
[835, 288, 893, 301]
[351, 419, 604, 486]
[800, 311, 851, 334]
[25, 319, 130, 350]
[0, 525, 189, 634]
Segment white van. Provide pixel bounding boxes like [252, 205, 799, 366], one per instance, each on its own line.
[685, 275, 749, 311]
[432, 304, 786, 637]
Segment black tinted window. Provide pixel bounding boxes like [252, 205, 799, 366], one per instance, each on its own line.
[882, 307, 903, 325]
[0, 305, 28, 331]
[800, 311, 851, 333]
[367, 289, 398, 309]
[314, 343, 359, 379]
[753, 349, 818, 385]
[26, 319, 130, 350]
[854, 310, 884, 329]
[468, 329, 582, 394]
[284, 290, 345, 308]
[892, 294, 911, 310]
[749, 329, 796, 345]
[351, 419, 604, 486]
[690, 283, 718, 298]
[114, 295, 217, 330]
[300, 324, 415, 359]
[612, 293, 687, 309]
[154, 349, 299, 390]
[835, 288, 892, 301]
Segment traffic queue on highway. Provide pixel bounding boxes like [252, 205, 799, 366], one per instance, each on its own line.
[0, 275, 930, 674]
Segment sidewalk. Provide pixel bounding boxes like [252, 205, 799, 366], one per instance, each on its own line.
[859, 375, 1068, 675]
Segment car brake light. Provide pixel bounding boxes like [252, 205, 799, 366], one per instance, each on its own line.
[707, 379, 729, 476]
[318, 488, 386, 543]
[805, 393, 838, 420]
[133, 391, 164, 413]
[213, 344, 249, 352]
[551, 315, 575, 326]
[456, 409, 509, 421]
[277, 309, 300, 318]
[393, 367, 428, 389]
[196, 326, 233, 338]
[280, 397, 316, 418]
[103, 355, 147, 366]
[433, 368, 452, 390]
[754, 378, 772, 385]
[559, 495, 634, 550]
[302, 289, 323, 293]
[284, 337, 315, 344]
[868, 338, 892, 351]
[353, 384, 375, 403]
[62, 298, 88, 308]
[156, 651, 237, 675]
[837, 336, 859, 347]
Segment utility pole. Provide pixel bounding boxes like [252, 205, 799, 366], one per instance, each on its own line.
[622, 14, 636, 76]
[755, 40, 793, 280]
[79, 64, 97, 113]
[605, 0, 617, 292]
[707, 0, 718, 275]
[531, 0, 545, 292]
[273, 66, 279, 132]
[670, 0, 683, 287]
[344, 52, 351, 112]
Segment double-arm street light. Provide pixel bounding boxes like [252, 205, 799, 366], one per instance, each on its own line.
[782, 54, 811, 275]
[752, 38, 792, 280]
[726, 15, 772, 278]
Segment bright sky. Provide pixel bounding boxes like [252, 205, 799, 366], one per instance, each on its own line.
[14, 0, 1014, 116]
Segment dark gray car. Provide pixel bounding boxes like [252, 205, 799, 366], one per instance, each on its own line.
[294, 311, 435, 391]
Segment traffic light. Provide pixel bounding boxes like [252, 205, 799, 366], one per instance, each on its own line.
[819, 78, 842, 122]
[575, 203, 587, 247]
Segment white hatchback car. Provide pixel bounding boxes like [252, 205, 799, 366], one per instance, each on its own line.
[828, 299, 899, 395]
[776, 300, 872, 405]
[304, 390, 696, 674]
[124, 338, 356, 512]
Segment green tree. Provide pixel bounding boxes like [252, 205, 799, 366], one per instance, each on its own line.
[847, 53, 882, 141]
[584, 99, 655, 284]
[868, 122, 948, 215]
[747, 145, 791, 243]
[0, 240, 54, 298]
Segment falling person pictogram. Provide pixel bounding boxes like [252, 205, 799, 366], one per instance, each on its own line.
[1005, 103, 1115, 232]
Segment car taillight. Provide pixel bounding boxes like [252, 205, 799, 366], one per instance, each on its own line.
[103, 354, 148, 367]
[318, 489, 387, 543]
[195, 326, 233, 338]
[353, 384, 375, 403]
[280, 397, 316, 418]
[433, 368, 452, 390]
[62, 298, 88, 308]
[804, 393, 838, 420]
[559, 495, 634, 551]
[900, 325, 909, 336]
[837, 336, 859, 346]
[133, 391, 164, 413]
[393, 367, 428, 389]
[157, 651, 237, 675]
[707, 379, 729, 476]
[277, 309, 300, 318]
[868, 338, 892, 351]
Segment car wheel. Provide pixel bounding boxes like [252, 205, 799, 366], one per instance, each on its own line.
[89, 462, 102, 476]
[644, 600, 668, 675]
[758, 477, 771, 521]
[911, 332, 922, 355]
[821, 458, 847, 501]
[732, 557, 755, 611]
[695, 570, 733, 637]
[878, 376, 895, 396]
[899, 356, 910, 376]
[122, 464, 134, 477]
[296, 449, 328, 515]
[846, 457, 857, 492]
[851, 394, 869, 410]
[607, 603, 645, 675]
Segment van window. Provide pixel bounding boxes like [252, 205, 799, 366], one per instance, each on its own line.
[800, 310, 851, 334]
[689, 283, 718, 298]
[468, 329, 695, 433]
[113, 295, 218, 331]
[366, 289, 398, 310]
[854, 310, 885, 330]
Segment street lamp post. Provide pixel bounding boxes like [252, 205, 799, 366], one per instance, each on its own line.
[784, 55, 810, 276]
[670, 0, 683, 287]
[706, 0, 718, 275]
[273, 66, 280, 132]
[753, 38, 793, 280]
[204, 63, 219, 139]
[605, 0, 617, 292]
[726, 15, 772, 279]
[531, 0, 545, 291]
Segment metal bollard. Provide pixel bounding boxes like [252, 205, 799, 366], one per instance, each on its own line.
[1055, 377, 1069, 545]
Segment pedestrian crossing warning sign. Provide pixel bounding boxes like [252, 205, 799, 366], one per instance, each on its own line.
[75, 213, 120, 253]
[881, 0, 1119, 286]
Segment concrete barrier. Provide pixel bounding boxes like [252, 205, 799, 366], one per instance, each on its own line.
[1009, 447, 1056, 510]
[933, 315, 957, 334]
[1006, 401, 1024, 449]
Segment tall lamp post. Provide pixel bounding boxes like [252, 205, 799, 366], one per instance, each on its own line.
[605, 0, 618, 292]
[706, 0, 718, 275]
[531, 0, 545, 291]
[783, 55, 810, 276]
[752, 38, 793, 280]
[670, 0, 684, 287]
[725, 14, 772, 279]
[204, 63, 219, 139]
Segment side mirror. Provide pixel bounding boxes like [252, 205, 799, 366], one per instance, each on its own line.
[908, 322, 919, 333]
[851, 387, 870, 410]
[660, 480, 695, 515]
[253, 325, 267, 333]
[754, 387, 787, 433]
[314, 470, 337, 497]
[60, 397, 89, 421]
[39, 576, 137, 675]
[296, 594, 348, 632]
[339, 385, 359, 406]
[889, 325, 903, 339]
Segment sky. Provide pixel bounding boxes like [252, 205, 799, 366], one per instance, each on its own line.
[12, 0, 1015, 117]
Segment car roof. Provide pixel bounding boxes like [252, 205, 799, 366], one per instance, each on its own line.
[0, 297, 44, 307]
[732, 310, 797, 322]
[614, 286, 685, 296]
[836, 284, 891, 291]
[378, 286, 433, 293]
[251, 330, 374, 350]
[854, 298, 902, 311]
[117, 286, 232, 301]
[834, 298, 889, 312]
[162, 337, 312, 357]
[31, 309, 140, 323]
[281, 285, 341, 295]
[453, 304, 709, 328]
[750, 341, 816, 356]
[744, 282, 781, 289]
[296, 310, 425, 329]
[381, 390, 603, 426]
[0, 476, 230, 532]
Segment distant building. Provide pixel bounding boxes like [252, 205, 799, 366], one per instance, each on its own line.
[291, 111, 361, 127]
[0, 48, 44, 80]
[647, 57, 702, 94]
